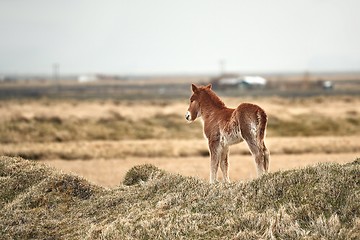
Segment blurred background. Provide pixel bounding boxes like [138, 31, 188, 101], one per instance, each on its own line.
[1, 0, 359, 187]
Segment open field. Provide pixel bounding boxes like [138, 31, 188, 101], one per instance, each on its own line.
[1, 96, 359, 188]
[1, 156, 359, 239]
[1, 94, 359, 238]
[43, 153, 358, 188]
[1, 96, 360, 144]
[2, 136, 360, 160]
[2, 136, 359, 187]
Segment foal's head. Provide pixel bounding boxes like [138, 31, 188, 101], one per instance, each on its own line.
[185, 84, 212, 122]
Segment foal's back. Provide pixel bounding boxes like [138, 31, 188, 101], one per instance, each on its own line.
[235, 103, 268, 144]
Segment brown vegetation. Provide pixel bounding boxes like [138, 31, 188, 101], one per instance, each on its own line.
[0, 156, 359, 239]
[43, 153, 358, 188]
[1, 96, 359, 187]
[2, 136, 360, 161]
[0, 96, 359, 161]
[1, 90, 359, 238]
[0, 96, 359, 144]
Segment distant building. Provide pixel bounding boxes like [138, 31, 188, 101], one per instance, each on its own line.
[212, 75, 267, 90]
[78, 75, 98, 83]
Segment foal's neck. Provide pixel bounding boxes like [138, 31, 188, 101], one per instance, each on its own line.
[200, 90, 226, 117]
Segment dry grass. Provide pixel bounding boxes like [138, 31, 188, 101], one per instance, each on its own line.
[43, 153, 358, 188]
[0, 156, 359, 239]
[0, 96, 359, 144]
[1, 97, 359, 238]
[2, 136, 359, 160]
[1, 96, 359, 122]
[1, 96, 359, 189]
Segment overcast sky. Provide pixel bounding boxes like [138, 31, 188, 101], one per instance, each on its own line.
[1, 0, 360, 75]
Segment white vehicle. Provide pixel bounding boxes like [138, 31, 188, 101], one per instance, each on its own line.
[217, 76, 267, 89]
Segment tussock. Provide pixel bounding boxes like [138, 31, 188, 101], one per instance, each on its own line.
[0, 156, 359, 239]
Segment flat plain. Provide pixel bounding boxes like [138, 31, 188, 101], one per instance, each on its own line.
[1, 91, 360, 239]
[1, 95, 359, 187]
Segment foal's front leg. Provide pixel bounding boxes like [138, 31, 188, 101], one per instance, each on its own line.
[208, 140, 221, 184]
[220, 146, 230, 183]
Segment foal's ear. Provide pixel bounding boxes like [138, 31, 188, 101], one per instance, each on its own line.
[205, 84, 212, 89]
[191, 84, 199, 92]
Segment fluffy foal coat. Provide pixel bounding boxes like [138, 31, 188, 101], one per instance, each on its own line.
[186, 84, 270, 183]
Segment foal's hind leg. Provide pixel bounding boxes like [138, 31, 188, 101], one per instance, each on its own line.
[220, 146, 230, 183]
[246, 140, 267, 176]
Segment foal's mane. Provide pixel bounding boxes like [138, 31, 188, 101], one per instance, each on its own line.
[200, 87, 226, 108]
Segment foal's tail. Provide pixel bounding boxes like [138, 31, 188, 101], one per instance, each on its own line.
[257, 109, 270, 172]
[263, 143, 270, 172]
[257, 108, 268, 142]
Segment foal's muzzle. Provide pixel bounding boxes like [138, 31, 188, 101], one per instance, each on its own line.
[185, 111, 191, 121]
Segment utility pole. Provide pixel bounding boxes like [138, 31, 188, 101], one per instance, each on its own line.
[219, 59, 226, 76]
[303, 71, 310, 89]
[52, 63, 60, 94]
[52, 63, 59, 81]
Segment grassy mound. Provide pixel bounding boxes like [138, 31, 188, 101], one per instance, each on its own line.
[0, 156, 359, 239]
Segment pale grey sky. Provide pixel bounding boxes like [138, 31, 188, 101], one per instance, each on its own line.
[1, 0, 360, 75]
